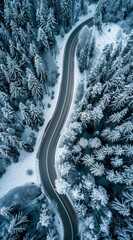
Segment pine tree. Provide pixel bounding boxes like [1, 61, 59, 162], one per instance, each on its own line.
[8, 212, 28, 235]
[112, 198, 130, 216]
[7, 55, 22, 81]
[28, 102, 44, 130]
[34, 54, 47, 84]
[10, 82, 25, 101]
[18, 27, 27, 46]
[9, 39, 16, 58]
[0, 64, 10, 83]
[93, 1, 103, 31]
[88, 37, 96, 60]
[10, 20, 19, 43]
[36, 0, 47, 29]
[27, 68, 43, 102]
[0, 206, 13, 219]
[1, 103, 15, 122]
[37, 27, 49, 51]
[45, 8, 56, 45]
[4, 1, 11, 27]
[60, 0, 72, 29]
[0, 91, 9, 104]
[19, 102, 32, 127]
[0, 145, 20, 161]
[29, 41, 38, 59]
[81, 154, 95, 167]
[21, 0, 31, 24]
[90, 162, 105, 176]
[0, 131, 21, 149]
[47, 8, 56, 32]
[78, 39, 90, 72]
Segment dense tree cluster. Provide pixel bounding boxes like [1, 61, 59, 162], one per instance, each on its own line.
[0, 0, 57, 174]
[0, 184, 59, 240]
[57, 22, 133, 240]
[0, 0, 90, 176]
[94, 0, 133, 31]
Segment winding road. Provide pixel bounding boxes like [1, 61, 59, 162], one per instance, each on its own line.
[37, 18, 93, 240]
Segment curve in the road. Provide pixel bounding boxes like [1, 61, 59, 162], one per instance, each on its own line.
[37, 18, 93, 240]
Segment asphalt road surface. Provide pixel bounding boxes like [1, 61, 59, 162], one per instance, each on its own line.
[38, 18, 93, 240]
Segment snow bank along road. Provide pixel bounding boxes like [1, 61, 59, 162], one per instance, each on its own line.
[38, 18, 93, 240]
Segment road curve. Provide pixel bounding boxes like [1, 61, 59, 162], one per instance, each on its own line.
[37, 18, 93, 240]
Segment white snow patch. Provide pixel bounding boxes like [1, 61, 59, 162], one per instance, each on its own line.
[91, 23, 127, 61]
[88, 3, 97, 15]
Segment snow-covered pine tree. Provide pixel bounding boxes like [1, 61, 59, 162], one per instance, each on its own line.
[27, 68, 43, 102]
[37, 27, 49, 51]
[19, 102, 32, 127]
[60, 0, 72, 30]
[29, 41, 38, 59]
[34, 54, 47, 85]
[1, 102, 15, 122]
[45, 8, 56, 45]
[28, 102, 44, 130]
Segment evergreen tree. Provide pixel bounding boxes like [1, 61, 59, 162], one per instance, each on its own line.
[36, 0, 47, 29]
[29, 102, 44, 130]
[10, 81, 25, 101]
[19, 102, 32, 127]
[0, 145, 20, 161]
[8, 212, 28, 235]
[18, 27, 27, 46]
[45, 8, 56, 45]
[29, 41, 38, 59]
[27, 68, 43, 101]
[60, 0, 72, 29]
[78, 41, 89, 72]
[34, 54, 47, 84]
[37, 27, 49, 51]
[7, 55, 22, 81]
[94, 8, 102, 31]
[1, 103, 15, 122]
[10, 20, 19, 43]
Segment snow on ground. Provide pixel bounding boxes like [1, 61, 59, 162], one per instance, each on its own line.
[92, 22, 127, 61]
[0, 4, 96, 198]
[91, 23, 127, 71]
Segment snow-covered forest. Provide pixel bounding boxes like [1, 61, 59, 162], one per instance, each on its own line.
[0, 0, 133, 239]
[0, 0, 88, 177]
[0, 0, 57, 175]
[56, 0, 133, 239]
[0, 0, 94, 238]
